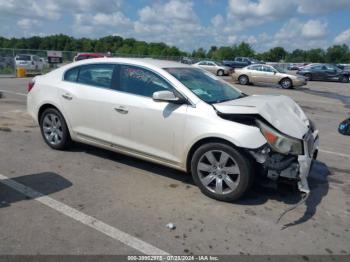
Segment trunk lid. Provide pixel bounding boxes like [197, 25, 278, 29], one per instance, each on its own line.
[213, 95, 310, 139]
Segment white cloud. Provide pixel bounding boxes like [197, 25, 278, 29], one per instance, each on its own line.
[334, 28, 350, 44]
[297, 0, 350, 14]
[211, 14, 224, 27]
[67, 0, 123, 13]
[17, 19, 40, 30]
[73, 12, 132, 35]
[301, 20, 327, 39]
[133, 0, 204, 49]
[268, 18, 329, 51]
[228, 0, 294, 19]
[0, 0, 61, 20]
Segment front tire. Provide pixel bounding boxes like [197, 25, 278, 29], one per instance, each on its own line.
[191, 143, 252, 202]
[238, 75, 249, 85]
[280, 78, 292, 89]
[304, 73, 312, 81]
[39, 108, 72, 150]
[217, 69, 224, 76]
[339, 75, 349, 83]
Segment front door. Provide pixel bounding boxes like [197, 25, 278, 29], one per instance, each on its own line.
[110, 64, 188, 164]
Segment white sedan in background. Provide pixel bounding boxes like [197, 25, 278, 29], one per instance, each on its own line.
[27, 58, 319, 202]
[193, 61, 232, 76]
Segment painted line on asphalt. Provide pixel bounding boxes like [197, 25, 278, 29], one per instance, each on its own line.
[0, 173, 169, 255]
[319, 149, 350, 158]
[0, 90, 27, 96]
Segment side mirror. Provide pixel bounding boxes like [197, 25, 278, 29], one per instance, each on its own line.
[152, 90, 185, 104]
[273, 71, 277, 74]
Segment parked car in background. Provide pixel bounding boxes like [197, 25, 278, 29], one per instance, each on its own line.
[181, 57, 195, 65]
[73, 53, 106, 62]
[27, 58, 319, 202]
[193, 60, 232, 76]
[15, 54, 44, 70]
[223, 57, 264, 69]
[296, 63, 350, 83]
[232, 64, 307, 89]
[287, 63, 300, 70]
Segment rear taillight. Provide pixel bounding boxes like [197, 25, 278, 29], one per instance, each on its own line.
[28, 79, 35, 92]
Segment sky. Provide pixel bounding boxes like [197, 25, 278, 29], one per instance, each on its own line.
[1, 0, 350, 52]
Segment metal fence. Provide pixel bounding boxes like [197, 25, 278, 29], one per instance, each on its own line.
[2, 47, 350, 77]
[0, 48, 190, 77]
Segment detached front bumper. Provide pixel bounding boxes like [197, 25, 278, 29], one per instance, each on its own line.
[297, 129, 319, 194]
[250, 127, 319, 194]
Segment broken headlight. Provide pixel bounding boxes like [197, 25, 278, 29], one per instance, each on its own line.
[256, 120, 303, 155]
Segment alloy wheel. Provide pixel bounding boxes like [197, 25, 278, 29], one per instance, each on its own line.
[42, 113, 63, 145]
[197, 150, 240, 195]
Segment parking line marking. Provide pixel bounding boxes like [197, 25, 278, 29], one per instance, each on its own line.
[0, 173, 169, 255]
[319, 149, 350, 158]
[0, 90, 27, 96]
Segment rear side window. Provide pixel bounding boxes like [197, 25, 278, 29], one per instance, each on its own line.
[77, 64, 115, 88]
[64, 67, 80, 82]
[119, 65, 173, 97]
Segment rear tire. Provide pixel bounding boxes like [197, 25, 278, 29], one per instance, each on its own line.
[39, 108, 72, 150]
[238, 75, 249, 85]
[339, 75, 349, 83]
[191, 143, 252, 202]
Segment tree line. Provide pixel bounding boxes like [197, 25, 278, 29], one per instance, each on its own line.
[192, 42, 350, 63]
[0, 34, 349, 63]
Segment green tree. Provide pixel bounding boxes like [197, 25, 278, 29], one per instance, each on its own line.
[326, 45, 350, 63]
[233, 42, 255, 57]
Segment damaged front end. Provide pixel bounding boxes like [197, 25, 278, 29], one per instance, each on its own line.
[218, 112, 319, 198]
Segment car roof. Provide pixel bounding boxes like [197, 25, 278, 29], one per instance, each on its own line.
[77, 53, 105, 57]
[72, 57, 191, 69]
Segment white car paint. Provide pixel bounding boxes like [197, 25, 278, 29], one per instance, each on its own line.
[27, 58, 319, 196]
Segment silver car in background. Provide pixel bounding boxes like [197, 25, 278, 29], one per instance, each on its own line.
[193, 61, 232, 76]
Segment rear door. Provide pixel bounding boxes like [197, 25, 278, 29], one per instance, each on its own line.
[248, 65, 264, 82]
[58, 63, 118, 143]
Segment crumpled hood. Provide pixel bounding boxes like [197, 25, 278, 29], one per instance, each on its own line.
[214, 95, 310, 139]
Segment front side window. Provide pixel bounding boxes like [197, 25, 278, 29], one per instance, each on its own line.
[119, 65, 173, 97]
[64, 67, 80, 82]
[77, 64, 115, 88]
[262, 65, 275, 72]
[311, 65, 323, 70]
[248, 65, 261, 71]
[165, 68, 243, 104]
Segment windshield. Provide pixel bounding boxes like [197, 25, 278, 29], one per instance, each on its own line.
[214, 61, 223, 66]
[164, 68, 243, 104]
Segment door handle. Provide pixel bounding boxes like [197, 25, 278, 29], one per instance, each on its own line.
[114, 106, 128, 114]
[62, 93, 73, 100]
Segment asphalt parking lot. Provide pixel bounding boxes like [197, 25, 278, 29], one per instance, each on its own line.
[0, 76, 349, 255]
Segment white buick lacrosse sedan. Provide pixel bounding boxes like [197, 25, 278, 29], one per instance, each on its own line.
[27, 58, 319, 202]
